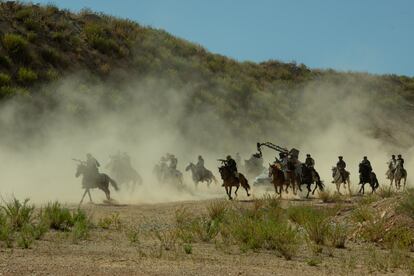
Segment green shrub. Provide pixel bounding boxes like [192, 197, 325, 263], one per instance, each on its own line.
[41, 202, 74, 231]
[71, 209, 92, 243]
[0, 55, 12, 68]
[17, 67, 38, 84]
[399, 188, 414, 219]
[227, 209, 299, 259]
[183, 243, 192, 254]
[318, 190, 342, 203]
[126, 226, 140, 244]
[383, 226, 414, 250]
[287, 206, 330, 245]
[2, 34, 30, 62]
[0, 219, 14, 248]
[89, 36, 120, 55]
[40, 48, 63, 65]
[1, 198, 34, 230]
[377, 186, 395, 199]
[23, 18, 42, 32]
[16, 224, 35, 249]
[15, 7, 35, 21]
[154, 228, 177, 251]
[206, 201, 228, 222]
[0, 73, 11, 86]
[0, 86, 21, 98]
[327, 222, 348, 248]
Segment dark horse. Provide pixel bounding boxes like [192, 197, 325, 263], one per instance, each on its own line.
[185, 163, 218, 187]
[268, 163, 286, 196]
[75, 163, 119, 205]
[218, 166, 250, 200]
[358, 164, 379, 195]
[299, 164, 324, 198]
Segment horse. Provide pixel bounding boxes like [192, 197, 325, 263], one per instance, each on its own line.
[185, 163, 217, 187]
[218, 166, 250, 200]
[268, 163, 286, 196]
[154, 164, 185, 190]
[358, 165, 379, 194]
[110, 165, 143, 192]
[299, 164, 324, 198]
[75, 163, 119, 205]
[285, 160, 301, 195]
[331, 167, 351, 195]
[394, 165, 407, 190]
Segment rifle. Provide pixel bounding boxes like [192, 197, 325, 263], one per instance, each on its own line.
[72, 158, 85, 164]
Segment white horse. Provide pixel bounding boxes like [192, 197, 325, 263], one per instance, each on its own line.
[394, 165, 407, 190]
[332, 167, 351, 195]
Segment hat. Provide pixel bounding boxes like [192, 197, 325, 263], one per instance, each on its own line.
[226, 155, 231, 160]
[338, 156, 343, 159]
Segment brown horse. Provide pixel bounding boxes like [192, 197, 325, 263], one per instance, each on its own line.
[218, 166, 250, 200]
[268, 163, 286, 196]
[75, 163, 119, 205]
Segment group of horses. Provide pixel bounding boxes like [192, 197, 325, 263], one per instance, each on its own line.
[74, 155, 409, 204]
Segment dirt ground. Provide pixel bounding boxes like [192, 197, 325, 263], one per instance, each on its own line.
[0, 195, 412, 276]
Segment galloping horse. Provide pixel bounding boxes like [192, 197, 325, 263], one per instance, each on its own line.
[75, 163, 119, 205]
[219, 166, 250, 200]
[111, 166, 143, 192]
[358, 165, 379, 194]
[332, 167, 351, 195]
[285, 160, 300, 195]
[268, 163, 286, 196]
[394, 165, 407, 190]
[185, 163, 217, 187]
[299, 164, 324, 198]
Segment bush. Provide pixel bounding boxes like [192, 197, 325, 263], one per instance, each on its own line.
[206, 201, 228, 222]
[183, 243, 192, 254]
[0, 55, 12, 68]
[89, 36, 120, 56]
[318, 190, 342, 203]
[327, 223, 348, 248]
[17, 67, 38, 84]
[71, 209, 92, 243]
[227, 209, 299, 259]
[287, 206, 330, 245]
[2, 34, 30, 62]
[41, 202, 74, 231]
[40, 48, 64, 66]
[1, 198, 34, 230]
[377, 187, 395, 199]
[399, 189, 414, 219]
[0, 73, 11, 86]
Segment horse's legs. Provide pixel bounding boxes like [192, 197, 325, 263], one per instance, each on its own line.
[311, 183, 318, 195]
[80, 189, 88, 205]
[87, 189, 93, 202]
[404, 177, 407, 190]
[228, 186, 233, 200]
[234, 185, 239, 197]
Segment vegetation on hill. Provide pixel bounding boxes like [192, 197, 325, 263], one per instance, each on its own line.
[0, 1, 414, 148]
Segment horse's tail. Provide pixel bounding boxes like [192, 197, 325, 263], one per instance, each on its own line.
[108, 176, 119, 191]
[239, 173, 251, 190]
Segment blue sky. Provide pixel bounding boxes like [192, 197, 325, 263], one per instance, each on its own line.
[26, 0, 414, 76]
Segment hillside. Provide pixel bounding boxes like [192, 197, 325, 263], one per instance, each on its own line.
[1, 1, 414, 150]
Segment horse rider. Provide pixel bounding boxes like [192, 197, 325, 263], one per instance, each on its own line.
[360, 156, 372, 172]
[196, 155, 206, 179]
[336, 156, 347, 180]
[86, 153, 100, 176]
[169, 154, 178, 170]
[224, 155, 238, 178]
[397, 154, 405, 169]
[305, 154, 315, 168]
[388, 155, 397, 170]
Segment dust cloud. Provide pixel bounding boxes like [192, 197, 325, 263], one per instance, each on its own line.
[0, 73, 412, 204]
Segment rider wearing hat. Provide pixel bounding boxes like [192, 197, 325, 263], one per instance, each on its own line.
[336, 156, 347, 181]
